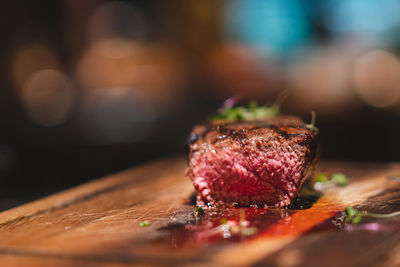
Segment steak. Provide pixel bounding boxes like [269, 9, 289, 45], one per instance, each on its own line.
[186, 116, 319, 208]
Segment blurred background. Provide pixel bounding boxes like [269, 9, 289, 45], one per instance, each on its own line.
[1, 0, 400, 210]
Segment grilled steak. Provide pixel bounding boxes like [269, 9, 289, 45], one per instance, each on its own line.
[186, 116, 319, 208]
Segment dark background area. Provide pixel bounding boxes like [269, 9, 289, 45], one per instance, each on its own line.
[1, 0, 400, 210]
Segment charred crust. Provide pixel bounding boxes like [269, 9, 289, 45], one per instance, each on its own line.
[186, 116, 318, 148]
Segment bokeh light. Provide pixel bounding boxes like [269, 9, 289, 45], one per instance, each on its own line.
[288, 46, 354, 113]
[322, 0, 400, 43]
[77, 41, 185, 112]
[223, 0, 310, 58]
[11, 43, 60, 95]
[78, 0, 185, 117]
[22, 69, 75, 126]
[352, 50, 400, 107]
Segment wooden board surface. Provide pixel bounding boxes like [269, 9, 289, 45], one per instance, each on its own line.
[0, 158, 400, 267]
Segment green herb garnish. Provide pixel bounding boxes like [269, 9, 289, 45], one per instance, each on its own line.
[332, 173, 348, 186]
[211, 91, 291, 121]
[211, 101, 280, 121]
[298, 172, 348, 197]
[139, 221, 151, 227]
[312, 172, 348, 190]
[345, 207, 363, 224]
[345, 206, 400, 224]
[313, 173, 329, 183]
[306, 110, 316, 129]
[194, 206, 205, 218]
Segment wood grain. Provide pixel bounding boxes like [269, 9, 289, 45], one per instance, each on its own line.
[0, 158, 399, 267]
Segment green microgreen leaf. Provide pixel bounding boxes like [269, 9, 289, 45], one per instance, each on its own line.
[307, 172, 348, 192]
[345, 207, 357, 222]
[253, 105, 280, 119]
[194, 206, 205, 218]
[352, 212, 363, 224]
[306, 110, 316, 129]
[332, 173, 348, 186]
[139, 220, 151, 227]
[345, 207, 363, 224]
[345, 206, 400, 225]
[211, 101, 280, 121]
[313, 173, 329, 183]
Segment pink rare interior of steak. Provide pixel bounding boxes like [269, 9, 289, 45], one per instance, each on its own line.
[188, 122, 315, 208]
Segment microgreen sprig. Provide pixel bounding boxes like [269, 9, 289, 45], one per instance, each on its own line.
[194, 206, 205, 218]
[331, 173, 348, 186]
[306, 110, 316, 129]
[345, 206, 400, 224]
[211, 91, 291, 121]
[312, 172, 348, 191]
[139, 220, 151, 227]
[345, 207, 363, 224]
[298, 172, 348, 197]
[211, 101, 280, 121]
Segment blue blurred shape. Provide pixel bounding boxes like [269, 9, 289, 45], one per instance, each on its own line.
[323, 0, 400, 37]
[223, 0, 310, 57]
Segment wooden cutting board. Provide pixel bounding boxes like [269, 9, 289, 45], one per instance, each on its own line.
[0, 158, 399, 267]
